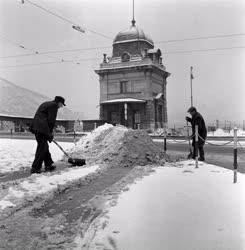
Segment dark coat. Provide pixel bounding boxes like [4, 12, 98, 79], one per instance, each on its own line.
[30, 100, 58, 137]
[187, 112, 207, 145]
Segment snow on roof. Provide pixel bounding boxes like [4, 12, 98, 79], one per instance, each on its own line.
[148, 48, 161, 54]
[101, 98, 146, 104]
[154, 93, 163, 99]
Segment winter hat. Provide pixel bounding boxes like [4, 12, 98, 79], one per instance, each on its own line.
[187, 106, 196, 113]
[54, 96, 66, 106]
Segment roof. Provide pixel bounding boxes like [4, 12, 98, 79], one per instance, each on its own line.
[96, 60, 167, 73]
[101, 98, 146, 104]
[0, 77, 82, 120]
[113, 22, 154, 46]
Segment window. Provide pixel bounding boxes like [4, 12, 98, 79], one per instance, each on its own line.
[121, 52, 130, 62]
[120, 81, 128, 93]
[134, 111, 141, 123]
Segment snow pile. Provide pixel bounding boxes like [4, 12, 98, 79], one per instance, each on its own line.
[208, 128, 245, 137]
[0, 165, 99, 210]
[231, 128, 245, 137]
[150, 128, 166, 136]
[69, 124, 165, 167]
[208, 128, 230, 136]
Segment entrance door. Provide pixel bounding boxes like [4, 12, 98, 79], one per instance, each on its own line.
[133, 111, 141, 129]
[110, 111, 120, 125]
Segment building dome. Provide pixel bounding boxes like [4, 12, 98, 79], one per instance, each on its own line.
[113, 20, 154, 46]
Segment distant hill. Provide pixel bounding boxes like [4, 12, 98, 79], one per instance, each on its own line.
[0, 77, 83, 120]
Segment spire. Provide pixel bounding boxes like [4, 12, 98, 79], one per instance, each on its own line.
[132, 0, 136, 26]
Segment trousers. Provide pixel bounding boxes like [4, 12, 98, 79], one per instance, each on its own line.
[192, 141, 205, 160]
[31, 133, 53, 171]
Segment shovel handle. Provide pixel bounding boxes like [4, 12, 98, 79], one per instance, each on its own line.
[186, 120, 192, 154]
[53, 140, 70, 158]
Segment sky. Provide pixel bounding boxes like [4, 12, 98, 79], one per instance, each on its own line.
[0, 0, 244, 127]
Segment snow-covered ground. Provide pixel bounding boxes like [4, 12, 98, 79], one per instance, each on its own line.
[77, 160, 245, 250]
[0, 138, 101, 211]
[1, 127, 245, 249]
[0, 164, 99, 210]
[0, 138, 73, 173]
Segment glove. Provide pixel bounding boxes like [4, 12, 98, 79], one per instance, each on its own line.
[29, 127, 35, 134]
[48, 133, 54, 143]
[186, 116, 191, 122]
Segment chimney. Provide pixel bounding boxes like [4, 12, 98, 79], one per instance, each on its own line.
[103, 54, 107, 63]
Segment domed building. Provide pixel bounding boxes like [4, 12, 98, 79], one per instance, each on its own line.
[95, 19, 170, 130]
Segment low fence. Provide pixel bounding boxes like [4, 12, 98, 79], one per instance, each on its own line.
[154, 127, 244, 184]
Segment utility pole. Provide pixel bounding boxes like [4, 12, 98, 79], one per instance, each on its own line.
[216, 119, 219, 129]
[133, 0, 135, 21]
[190, 66, 194, 107]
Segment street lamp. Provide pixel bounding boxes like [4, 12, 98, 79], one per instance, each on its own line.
[190, 66, 194, 106]
[72, 25, 85, 33]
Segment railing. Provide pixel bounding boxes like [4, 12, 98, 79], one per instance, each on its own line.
[152, 127, 244, 184]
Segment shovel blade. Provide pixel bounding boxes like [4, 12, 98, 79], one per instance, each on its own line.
[68, 157, 86, 166]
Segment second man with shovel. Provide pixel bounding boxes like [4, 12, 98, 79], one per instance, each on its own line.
[186, 106, 207, 161]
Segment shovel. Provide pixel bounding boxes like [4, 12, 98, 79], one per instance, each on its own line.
[52, 140, 86, 166]
[186, 120, 193, 159]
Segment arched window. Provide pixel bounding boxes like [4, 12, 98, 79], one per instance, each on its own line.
[121, 52, 130, 62]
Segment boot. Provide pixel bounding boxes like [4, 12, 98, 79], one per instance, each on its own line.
[30, 169, 42, 174]
[45, 165, 56, 172]
[198, 157, 205, 161]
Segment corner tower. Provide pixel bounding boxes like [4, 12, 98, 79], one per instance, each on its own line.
[95, 20, 170, 130]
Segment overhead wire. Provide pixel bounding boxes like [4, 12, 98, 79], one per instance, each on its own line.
[0, 0, 112, 63]
[0, 60, 71, 68]
[0, 45, 245, 69]
[0, 32, 244, 59]
[0, 33, 82, 65]
[164, 45, 245, 55]
[0, 34, 38, 54]
[155, 33, 245, 44]
[0, 57, 101, 69]
[24, 0, 112, 40]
